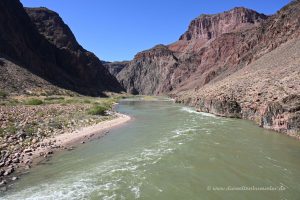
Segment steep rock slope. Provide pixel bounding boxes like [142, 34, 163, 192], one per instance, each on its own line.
[177, 39, 300, 137]
[117, 0, 300, 136]
[0, 58, 67, 95]
[118, 45, 179, 94]
[0, 0, 123, 96]
[26, 7, 124, 95]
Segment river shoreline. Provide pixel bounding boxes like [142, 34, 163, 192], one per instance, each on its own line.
[2, 99, 300, 199]
[0, 112, 131, 190]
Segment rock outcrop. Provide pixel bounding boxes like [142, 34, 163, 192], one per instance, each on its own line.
[117, 45, 180, 94]
[0, 0, 123, 96]
[25, 8, 81, 51]
[102, 61, 129, 77]
[116, 1, 300, 137]
[169, 7, 268, 52]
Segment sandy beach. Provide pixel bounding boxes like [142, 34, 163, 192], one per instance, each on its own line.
[52, 113, 131, 147]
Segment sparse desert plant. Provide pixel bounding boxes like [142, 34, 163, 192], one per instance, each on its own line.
[24, 125, 35, 136]
[7, 124, 17, 134]
[88, 105, 108, 116]
[44, 96, 65, 104]
[0, 128, 5, 137]
[64, 98, 79, 104]
[25, 98, 43, 105]
[49, 121, 63, 129]
[44, 96, 65, 101]
[101, 98, 116, 108]
[8, 99, 19, 105]
[83, 99, 91, 104]
[0, 91, 8, 98]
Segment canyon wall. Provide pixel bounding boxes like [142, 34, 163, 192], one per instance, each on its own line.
[117, 1, 300, 137]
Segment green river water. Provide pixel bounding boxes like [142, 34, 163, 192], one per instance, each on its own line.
[2, 98, 300, 200]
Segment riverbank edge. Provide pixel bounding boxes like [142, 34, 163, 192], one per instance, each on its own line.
[172, 95, 300, 140]
[1, 112, 131, 189]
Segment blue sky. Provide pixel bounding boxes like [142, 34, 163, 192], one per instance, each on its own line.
[21, 0, 291, 62]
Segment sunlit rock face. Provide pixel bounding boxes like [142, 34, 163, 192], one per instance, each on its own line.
[116, 1, 300, 135]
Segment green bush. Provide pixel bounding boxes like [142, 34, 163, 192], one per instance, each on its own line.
[24, 125, 35, 136]
[6, 99, 19, 106]
[83, 99, 91, 104]
[44, 96, 65, 104]
[7, 124, 17, 134]
[0, 91, 7, 98]
[0, 128, 5, 137]
[25, 98, 43, 105]
[102, 98, 116, 108]
[49, 121, 63, 129]
[88, 105, 108, 115]
[44, 96, 65, 101]
[64, 99, 79, 104]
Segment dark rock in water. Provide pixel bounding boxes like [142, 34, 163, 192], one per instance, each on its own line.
[47, 150, 54, 155]
[11, 176, 18, 181]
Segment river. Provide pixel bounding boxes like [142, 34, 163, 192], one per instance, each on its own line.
[2, 98, 300, 199]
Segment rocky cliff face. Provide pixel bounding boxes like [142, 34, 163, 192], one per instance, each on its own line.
[117, 45, 180, 94]
[103, 61, 129, 77]
[0, 0, 123, 96]
[169, 7, 268, 52]
[117, 0, 300, 137]
[25, 8, 82, 51]
[179, 39, 300, 138]
[180, 7, 266, 40]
